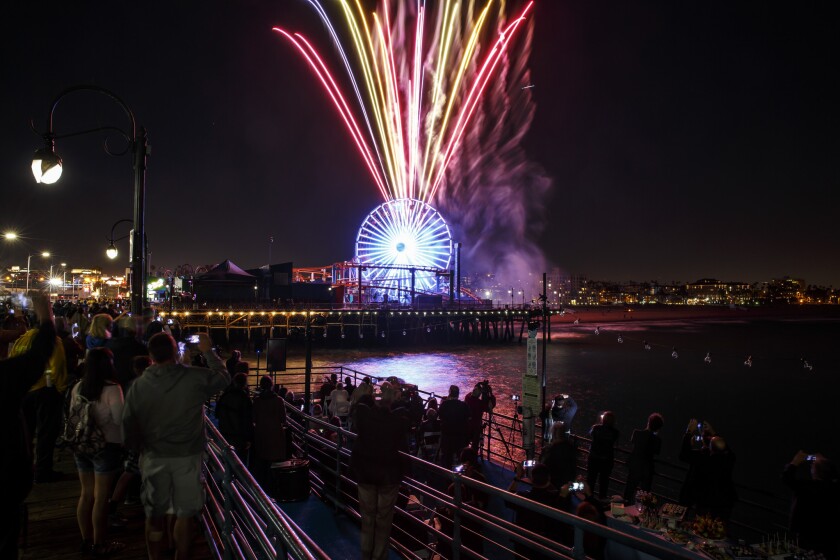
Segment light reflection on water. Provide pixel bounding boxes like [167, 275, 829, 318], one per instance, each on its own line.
[274, 318, 839, 493]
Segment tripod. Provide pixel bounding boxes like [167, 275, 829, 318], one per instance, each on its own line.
[488, 409, 522, 468]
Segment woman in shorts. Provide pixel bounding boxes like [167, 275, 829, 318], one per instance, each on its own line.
[70, 347, 126, 556]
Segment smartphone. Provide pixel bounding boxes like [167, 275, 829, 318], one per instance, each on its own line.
[187, 334, 200, 344]
[511, 395, 521, 401]
[453, 464, 466, 473]
[8, 309, 14, 314]
[523, 459, 536, 468]
[570, 482, 584, 491]
[178, 342, 186, 355]
[806, 454, 817, 461]
[167, 318, 174, 325]
[697, 421, 703, 432]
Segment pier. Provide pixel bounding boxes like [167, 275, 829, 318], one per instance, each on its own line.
[162, 307, 560, 348]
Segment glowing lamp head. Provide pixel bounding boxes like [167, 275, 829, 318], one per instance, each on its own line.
[3, 232, 18, 241]
[395, 242, 406, 253]
[31, 147, 62, 184]
[106, 242, 118, 260]
[49, 277, 62, 287]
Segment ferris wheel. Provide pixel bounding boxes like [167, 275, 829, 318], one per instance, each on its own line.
[355, 198, 452, 298]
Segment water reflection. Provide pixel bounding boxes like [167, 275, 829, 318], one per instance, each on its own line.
[273, 318, 839, 495]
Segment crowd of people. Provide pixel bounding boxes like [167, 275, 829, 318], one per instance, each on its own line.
[345, 381, 837, 560]
[1, 295, 231, 559]
[1, 295, 837, 560]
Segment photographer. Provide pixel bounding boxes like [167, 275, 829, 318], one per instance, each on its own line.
[541, 394, 578, 440]
[465, 380, 496, 452]
[782, 451, 839, 560]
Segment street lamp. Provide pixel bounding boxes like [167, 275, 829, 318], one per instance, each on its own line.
[26, 251, 50, 292]
[31, 85, 149, 315]
[106, 219, 134, 260]
[509, 288, 514, 307]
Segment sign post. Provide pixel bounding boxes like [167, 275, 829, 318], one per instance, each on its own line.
[522, 324, 540, 459]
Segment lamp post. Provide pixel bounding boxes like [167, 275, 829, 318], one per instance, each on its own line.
[31, 85, 149, 315]
[26, 251, 50, 292]
[106, 218, 134, 261]
[509, 288, 514, 308]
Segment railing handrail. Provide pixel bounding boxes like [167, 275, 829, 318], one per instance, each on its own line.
[282, 401, 704, 560]
[202, 416, 331, 560]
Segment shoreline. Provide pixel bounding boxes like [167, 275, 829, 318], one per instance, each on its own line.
[548, 304, 840, 326]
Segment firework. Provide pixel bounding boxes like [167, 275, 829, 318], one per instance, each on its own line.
[273, 0, 535, 205]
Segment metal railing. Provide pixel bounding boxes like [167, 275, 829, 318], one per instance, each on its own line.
[202, 418, 331, 560]
[282, 403, 701, 560]
[234, 364, 791, 541]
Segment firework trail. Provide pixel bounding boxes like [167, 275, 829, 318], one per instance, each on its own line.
[274, 0, 551, 282]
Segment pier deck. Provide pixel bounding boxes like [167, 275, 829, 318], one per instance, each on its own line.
[20, 451, 211, 560]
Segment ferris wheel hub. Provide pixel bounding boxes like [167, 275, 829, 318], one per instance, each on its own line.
[355, 198, 452, 300]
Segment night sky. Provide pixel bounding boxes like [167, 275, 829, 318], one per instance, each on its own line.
[1, 1, 838, 286]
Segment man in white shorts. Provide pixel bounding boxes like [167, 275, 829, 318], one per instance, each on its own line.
[122, 332, 229, 559]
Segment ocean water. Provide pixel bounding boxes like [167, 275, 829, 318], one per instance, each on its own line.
[277, 317, 840, 496]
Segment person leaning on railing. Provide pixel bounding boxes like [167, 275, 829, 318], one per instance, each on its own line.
[623, 412, 664, 504]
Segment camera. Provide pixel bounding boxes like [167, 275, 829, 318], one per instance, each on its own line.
[806, 454, 817, 462]
[523, 459, 536, 468]
[511, 395, 520, 401]
[570, 482, 584, 491]
[453, 464, 466, 473]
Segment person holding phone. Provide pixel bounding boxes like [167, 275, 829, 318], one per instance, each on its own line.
[506, 462, 562, 560]
[782, 451, 839, 559]
[121, 332, 229, 560]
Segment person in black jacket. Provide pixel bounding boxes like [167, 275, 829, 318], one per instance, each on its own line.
[679, 419, 737, 521]
[587, 411, 620, 499]
[782, 451, 839, 560]
[507, 463, 562, 560]
[105, 316, 148, 391]
[214, 372, 254, 463]
[540, 421, 577, 489]
[350, 383, 408, 560]
[438, 385, 470, 469]
[624, 412, 664, 503]
[0, 293, 56, 559]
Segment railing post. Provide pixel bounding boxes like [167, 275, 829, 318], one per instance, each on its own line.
[572, 526, 585, 559]
[335, 430, 343, 511]
[221, 446, 235, 560]
[452, 476, 462, 560]
[484, 411, 492, 461]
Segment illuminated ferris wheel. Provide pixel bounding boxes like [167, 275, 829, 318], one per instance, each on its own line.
[355, 198, 452, 299]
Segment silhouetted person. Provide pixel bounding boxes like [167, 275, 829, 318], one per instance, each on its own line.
[782, 451, 839, 560]
[624, 412, 664, 503]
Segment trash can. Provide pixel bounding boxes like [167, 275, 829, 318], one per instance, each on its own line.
[269, 459, 310, 502]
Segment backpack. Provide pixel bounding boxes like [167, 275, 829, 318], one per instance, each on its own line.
[59, 388, 107, 455]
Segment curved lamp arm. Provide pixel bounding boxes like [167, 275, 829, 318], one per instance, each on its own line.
[30, 84, 150, 315]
